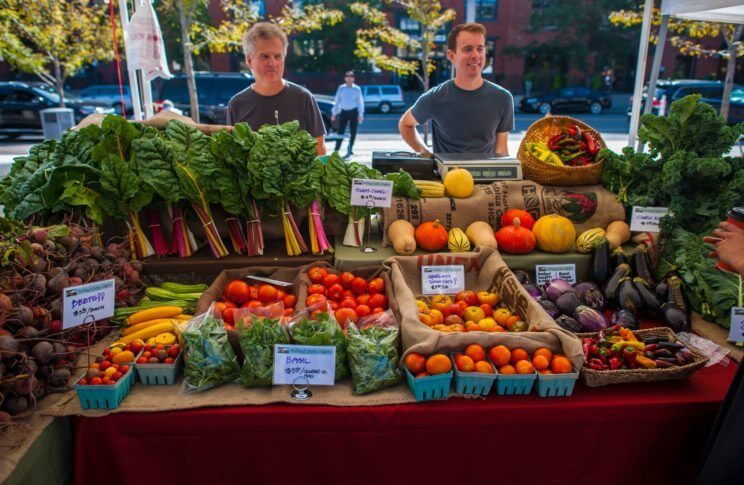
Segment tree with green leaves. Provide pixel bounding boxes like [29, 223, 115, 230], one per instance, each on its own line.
[0, 0, 115, 107]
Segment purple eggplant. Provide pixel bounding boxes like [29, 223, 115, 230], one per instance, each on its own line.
[523, 283, 544, 300]
[632, 246, 655, 286]
[544, 278, 574, 302]
[538, 299, 560, 319]
[661, 303, 690, 333]
[573, 281, 600, 295]
[579, 288, 606, 312]
[513, 270, 531, 285]
[611, 247, 628, 269]
[603, 263, 631, 305]
[665, 275, 690, 314]
[574, 305, 610, 332]
[618, 277, 643, 314]
[556, 315, 582, 333]
[555, 290, 581, 316]
[633, 277, 661, 316]
[592, 240, 611, 285]
[655, 280, 668, 302]
[611, 309, 639, 330]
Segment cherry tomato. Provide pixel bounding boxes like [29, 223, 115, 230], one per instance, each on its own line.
[367, 278, 385, 294]
[308, 267, 328, 284]
[224, 280, 251, 304]
[167, 346, 180, 358]
[323, 273, 340, 288]
[351, 277, 368, 295]
[308, 284, 327, 296]
[340, 272, 355, 289]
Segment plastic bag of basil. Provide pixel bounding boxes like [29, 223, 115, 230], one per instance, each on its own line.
[288, 302, 349, 380]
[347, 311, 402, 395]
[235, 303, 291, 387]
[182, 303, 241, 392]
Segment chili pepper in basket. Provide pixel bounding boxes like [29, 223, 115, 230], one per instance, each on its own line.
[583, 338, 595, 359]
[548, 133, 566, 150]
[566, 124, 581, 137]
[609, 357, 622, 370]
[622, 345, 637, 365]
[635, 355, 657, 369]
[583, 131, 598, 155]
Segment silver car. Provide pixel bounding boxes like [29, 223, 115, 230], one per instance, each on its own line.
[362, 85, 405, 114]
[78, 85, 132, 114]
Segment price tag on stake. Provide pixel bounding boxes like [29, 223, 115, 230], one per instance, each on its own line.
[273, 344, 336, 386]
[62, 278, 116, 329]
[630, 206, 669, 233]
[350, 178, 394, 208]
[421, 265, 465, 295]
[535, 264, 576, 286]
[728, 307, 744, 343]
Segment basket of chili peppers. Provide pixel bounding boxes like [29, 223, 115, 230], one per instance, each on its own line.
[579, 325, 708, 387]
[517, 115, 606, 186]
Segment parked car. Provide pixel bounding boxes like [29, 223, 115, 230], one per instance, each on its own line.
[627, 79, 744, 124]
[154, 72, 335, 130]
[0, 81, 114, 139]
[78, 84, 132, 114]
[313, 94, 336, 133]
[519, 87, 611, 115]
[361, 84, 405, 114]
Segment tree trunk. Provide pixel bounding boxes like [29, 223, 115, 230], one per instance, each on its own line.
[53, 59, 65, 108]
[177, 0, 199, 123]
[720, 25, 743, 123]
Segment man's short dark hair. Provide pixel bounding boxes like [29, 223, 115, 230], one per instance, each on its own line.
[447, 23, 487, 51]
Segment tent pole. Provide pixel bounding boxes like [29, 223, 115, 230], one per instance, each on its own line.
[119, 0, 143, 121]
[628, 0, 654, 149]
[721, 24, 743, 122]
[639, 15, 669, 154]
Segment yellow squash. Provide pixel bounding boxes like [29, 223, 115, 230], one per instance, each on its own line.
[532, 215, 576, 253]
[447, 227, 471, 252]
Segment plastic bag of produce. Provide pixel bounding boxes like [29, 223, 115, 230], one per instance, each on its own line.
[288, 302, 349, 380]
[234, 302, 290, 387]
[347, 310, 402, 395]
[182, 303, 241, 392]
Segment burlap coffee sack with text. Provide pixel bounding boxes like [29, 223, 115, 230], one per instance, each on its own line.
[382, 247, 584, 371]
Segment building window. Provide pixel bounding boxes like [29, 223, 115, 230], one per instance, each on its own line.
[476, 0, 498, 21]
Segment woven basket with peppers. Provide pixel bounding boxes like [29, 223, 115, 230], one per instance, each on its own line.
[517, 115, 606, 186]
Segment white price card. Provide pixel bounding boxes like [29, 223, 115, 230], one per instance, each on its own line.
[630, 206, 669, 232]
[421, 265, 465, 295]
[63, 278, 116, 329]
[535, 264, 577, 286]
[273, 345, 336, 386]
[728, 307, 744, 343]
[350, 178, 394, 208]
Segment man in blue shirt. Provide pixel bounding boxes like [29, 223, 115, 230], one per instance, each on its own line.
[332, 71, 364, 159]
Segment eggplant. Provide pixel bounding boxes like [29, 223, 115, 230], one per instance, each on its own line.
[513, 270, 531, 285]
[611, 309, 639, 330]
[579, 288, 606, 312]
[544, 279, 574, 302]
[538, 299, 560, 319]
[618, 277, 643, 314]
[603, 263, 631, 305]
[555, 290, 581, 316]
[633, 277, 661, 316]
[655, 280, 669, 302]
[631, 246, 655, 286]
[592, 240, 611, 285]
[661, 303, 690, 333]
[665, 275, 690, 314]
[573, 281, 600, 295]
[556, 315, 582, 333]
[574, 305, 610, 332]
[523, 283, 544, 300]
[611, 247, 628, 269]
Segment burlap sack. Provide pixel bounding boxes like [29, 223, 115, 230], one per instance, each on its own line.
[382, 181, 625, 245]
[382, 247, 584, 371]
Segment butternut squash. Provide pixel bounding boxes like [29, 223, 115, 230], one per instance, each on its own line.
[605, 221, 631, 249]
[387, 219, 417, 255]
[465, 221, 498, 250]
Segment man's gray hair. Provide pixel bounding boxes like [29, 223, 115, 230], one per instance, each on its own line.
[242, 22, 288, 57]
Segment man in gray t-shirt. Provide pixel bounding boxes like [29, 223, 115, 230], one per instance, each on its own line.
[226, 22, 326, 154]
[399, 22, 514, 155]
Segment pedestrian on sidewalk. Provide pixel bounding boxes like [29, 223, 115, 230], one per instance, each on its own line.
[332, 70, 364, 159]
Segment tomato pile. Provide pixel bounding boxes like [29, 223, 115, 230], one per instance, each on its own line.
[305, 266, 388, 328]
[136, 344, 181, 365]
[215, 279, 297, 328]
[77, 342, 140, 386]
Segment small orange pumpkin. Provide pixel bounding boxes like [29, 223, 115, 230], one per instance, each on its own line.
[415, 220, 449, 252]
[500, 209, 535, 230]
[495, 218, 536, 254]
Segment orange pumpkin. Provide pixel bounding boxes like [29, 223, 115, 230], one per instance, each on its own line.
[415, 220, 448, 251]
[495, 218, 536, 254]
[500, 209, 535, 230]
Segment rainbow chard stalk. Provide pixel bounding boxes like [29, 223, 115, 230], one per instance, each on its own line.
[245, 199, 264, 256]
[225, 217, 247, 254]
[147, 208, 169, 257]
[308, 200, 333, 255]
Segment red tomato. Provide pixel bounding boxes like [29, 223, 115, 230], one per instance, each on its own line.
[283, 308, 294, 317]
[249, 286, 259, 301]
[247, 300, 263, 309]
[334, 308, 358, 328]
[326, 283, 345, 301]
[223, 301, 237, 309]
[308, 284, 327, 296]
[111, 372, 123, 381]
[329, 301, 339, 311]
[310, 309, 326, 320]
[214, 301, 228, 314]
[168, 346, 180, 358]
[368, 293, 388, 309]
[99, 361, 111, 371]
[283, 294, 297, 308]
[355, 294, 371, 306]
[276, 289, 287, 300]
[351, 277, 368, 295]
[164, 357, 175, 365]
[343, 289, 355, 299]
[308, 267, 328, 284]
[258, 284, 279, 302]
[367, 278, 385, 294]
[305, 293, 328, 307]
[222, 307, 236, 325]
[136, 357, 148, 364]
[119, 365, 130, 374]
[340, 298, 358, 310]
[224, 280, 251, 304]
[240, 300, 254, 308]
[356, 304, 371, 318]
[340, 272, 355, 289]
[372, 307, 385, 315]
[323, 273, 340, 288]
[142, 351, 152, 359]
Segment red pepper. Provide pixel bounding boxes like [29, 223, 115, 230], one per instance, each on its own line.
[583, 131, 598, 155]
[610, 357, 622, 370]
[566, 125, 580, 137]
[583, 338, 594, 359]
[548, 133, 566, 150]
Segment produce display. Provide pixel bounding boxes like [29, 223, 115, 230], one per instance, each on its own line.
[346, 311, 401, 395]
[582, 325, 697, 371]
[487, 345, 573, 375]
[526, 123, 601, 167]
[76, 342, 138, 386]
[416, 290, 528, 333]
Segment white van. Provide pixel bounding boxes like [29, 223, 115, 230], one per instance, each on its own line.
[361, 85, 405, 113]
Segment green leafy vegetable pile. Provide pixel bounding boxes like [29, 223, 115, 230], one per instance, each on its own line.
[237, 315, 290, 387]
[600, 94, 744, 327]
[182, 311, 240, 391]
[347, 318, 401, 395]
[290, 311, 349, 380]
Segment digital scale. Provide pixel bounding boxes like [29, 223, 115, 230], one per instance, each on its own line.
[371, 151, 438, 180]
[435, 153, 522, 182]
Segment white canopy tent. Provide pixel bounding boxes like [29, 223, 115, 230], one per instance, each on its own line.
[627, 0, 744, 148]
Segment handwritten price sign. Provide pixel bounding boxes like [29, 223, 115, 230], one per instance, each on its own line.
[421, 265, 465, 295]
[350, 179, 394, 208]
[63, 279, 115, 329]
[273, 345, 336, 386]
[630, 207, 669, 233]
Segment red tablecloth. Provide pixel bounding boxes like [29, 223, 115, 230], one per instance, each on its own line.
[74, 363, 736, 485]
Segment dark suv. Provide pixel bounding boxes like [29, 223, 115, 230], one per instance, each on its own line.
[154, 72, 334, 130]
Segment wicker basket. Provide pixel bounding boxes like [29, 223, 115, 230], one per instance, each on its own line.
[517, 115, 606, 186]
[579, 327, 708, 387]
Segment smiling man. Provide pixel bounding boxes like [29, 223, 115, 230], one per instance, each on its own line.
[398, 23, 514, 156]
[227, 22, 326, 154]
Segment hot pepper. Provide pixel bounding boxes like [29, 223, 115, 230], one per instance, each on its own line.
[566, 124, 581, 137]
[583, 338, 594, 359]
[636, 355, 658, 369]
[622, 345, 637, 364]
[547, 133, 566, 150]
[609, 357, 622, 370]
[583, 131, 598, 155]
